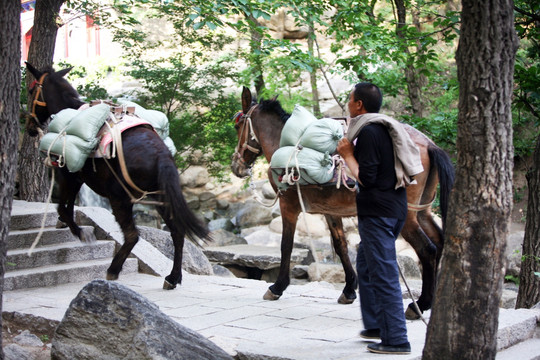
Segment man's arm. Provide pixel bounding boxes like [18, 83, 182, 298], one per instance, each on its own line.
[337, 138, 363, 186]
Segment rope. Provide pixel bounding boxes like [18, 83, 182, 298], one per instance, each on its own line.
[27, 169, 56, 256]
[397, 262, 428, 325]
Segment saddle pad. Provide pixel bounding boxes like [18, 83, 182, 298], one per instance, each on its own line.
[94, 115, 152, 158]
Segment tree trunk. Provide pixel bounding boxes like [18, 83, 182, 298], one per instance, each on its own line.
[423, 1, 518, 359]
[392, 0, 425, 119]
[307, 24, 321, 117]
[18, 0, 65, 201]
[247, 15, 266, 97]
[516, 134, 540, 308]
[0, 0, 22, 355]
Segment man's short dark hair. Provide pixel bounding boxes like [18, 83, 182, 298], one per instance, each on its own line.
[352, 83, 383, 113]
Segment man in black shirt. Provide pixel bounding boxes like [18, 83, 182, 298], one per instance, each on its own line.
[337, 83, 411, 355]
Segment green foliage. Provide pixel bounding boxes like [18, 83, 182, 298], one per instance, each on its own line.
[170, 94, 239, 181]
[55, 60, 112, 101]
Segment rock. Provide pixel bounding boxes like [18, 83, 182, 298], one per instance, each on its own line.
[296, 213, 328, 237]
[212, 264, 236, 277]
[180, 166, 210, 188]
[234, 201, 274, 228]
[209, 228, 247, 246]
[203, 244, 309, 270]
[199, 191, 217, 209]
[52, 280, 232, 360]
[4, 344, 33, 360]
[261, 182, 277, 199]
[216, 199, 230, 210]
[397, 254, 421, 279]
[307, 263, 345, 283]
[208, 218, 235, 232]
[292, 265, 309, 279]
[137, 226, 213, 275]
[13, 330, 43, 347]
[243, 227, 282, 247]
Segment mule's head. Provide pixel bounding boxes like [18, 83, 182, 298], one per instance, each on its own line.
[231, 87, 263, 178]
[25, 62, 84, 137]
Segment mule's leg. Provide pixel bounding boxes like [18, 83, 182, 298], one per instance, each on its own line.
[106, 200, 139, 281]
[400, 214, 439, 320]
[156, 204, 186, 290]
[325, 215, 357, 304]
[264, 196, 300, 300]
[55, 169, 95, 242]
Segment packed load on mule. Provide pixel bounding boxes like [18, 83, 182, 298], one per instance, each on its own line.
[269, 104, 353, 190]
[39, 99, 176, 172]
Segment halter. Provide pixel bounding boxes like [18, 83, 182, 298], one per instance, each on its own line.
[29, 73, 49, 126]
[233, 104, 261, 167]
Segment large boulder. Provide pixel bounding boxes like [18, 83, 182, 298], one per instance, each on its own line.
[52, 280, 232, 360]
[137, 226, 213, 275]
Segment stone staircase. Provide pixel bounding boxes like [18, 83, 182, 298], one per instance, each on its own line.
[6, 202, 138, 291]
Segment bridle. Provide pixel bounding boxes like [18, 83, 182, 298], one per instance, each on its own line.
[233, 104, 262, 168]
[28, 73, 49, 130]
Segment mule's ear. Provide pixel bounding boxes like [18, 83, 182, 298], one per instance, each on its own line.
[271, 94, 279, 101]
[241, 86, 252, 113]
[56, 67, 73, 78]
[25, 62, 42, 80]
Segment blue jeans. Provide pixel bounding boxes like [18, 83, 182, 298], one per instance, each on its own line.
[357, 216, 408, 345]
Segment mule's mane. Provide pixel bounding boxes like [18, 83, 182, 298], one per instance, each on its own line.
[258, 99, 291, 123]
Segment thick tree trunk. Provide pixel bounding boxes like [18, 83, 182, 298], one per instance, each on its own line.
[18, 0, 64, 201]
[423, 1, 518, 359]
[516, 134, 540, 308]
[0, 0, 22, 355]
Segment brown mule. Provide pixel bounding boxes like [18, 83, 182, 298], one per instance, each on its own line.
[231, 87, 454, 319]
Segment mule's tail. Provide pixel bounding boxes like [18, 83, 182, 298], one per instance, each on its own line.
[158, 160, 211, 243]
[428, 144, 455, 228]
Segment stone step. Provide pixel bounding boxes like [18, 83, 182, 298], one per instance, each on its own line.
[3, 258, 139, 291]
[496, 336, 540, 359]
[6, 226, 91, 250]
[6, 240, 116, 271]
[9, 205, 58, 231]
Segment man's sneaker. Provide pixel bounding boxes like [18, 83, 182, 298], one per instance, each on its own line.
[367, 342, 411, 355]
[359, 329, 380, 340]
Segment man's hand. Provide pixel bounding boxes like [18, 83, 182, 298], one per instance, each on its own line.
[337, 138, 354, 158]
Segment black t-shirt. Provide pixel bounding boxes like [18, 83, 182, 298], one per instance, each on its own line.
[354, 123, 407, 220]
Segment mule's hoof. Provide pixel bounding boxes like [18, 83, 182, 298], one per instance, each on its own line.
[338, 293, 355, 304]
[56, 220, 67, 229]
[263, 289, 281, 301]
[163, 279, 177, 290]
[106, 272, 119, 281]
[405, 305, 422, 320]
[80, 227, 97, 243]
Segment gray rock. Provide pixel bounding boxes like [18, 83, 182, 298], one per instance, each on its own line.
[179, 166, 210, 188]
[261, 182, 277, 199]
[52, 280, 232, 360]
[13, 330, 44, 347]
[209, 228, 247, 246]
[204, 244, 309, 270]
[307, 263, 345, 283]
[397, 254, 422, 279]
[212, 264, 236, 277]
[208, 218, 235, 232]
[4, 344, 33, 360]
[138, 226, 213, 275]
[235, 201, 274, 228]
